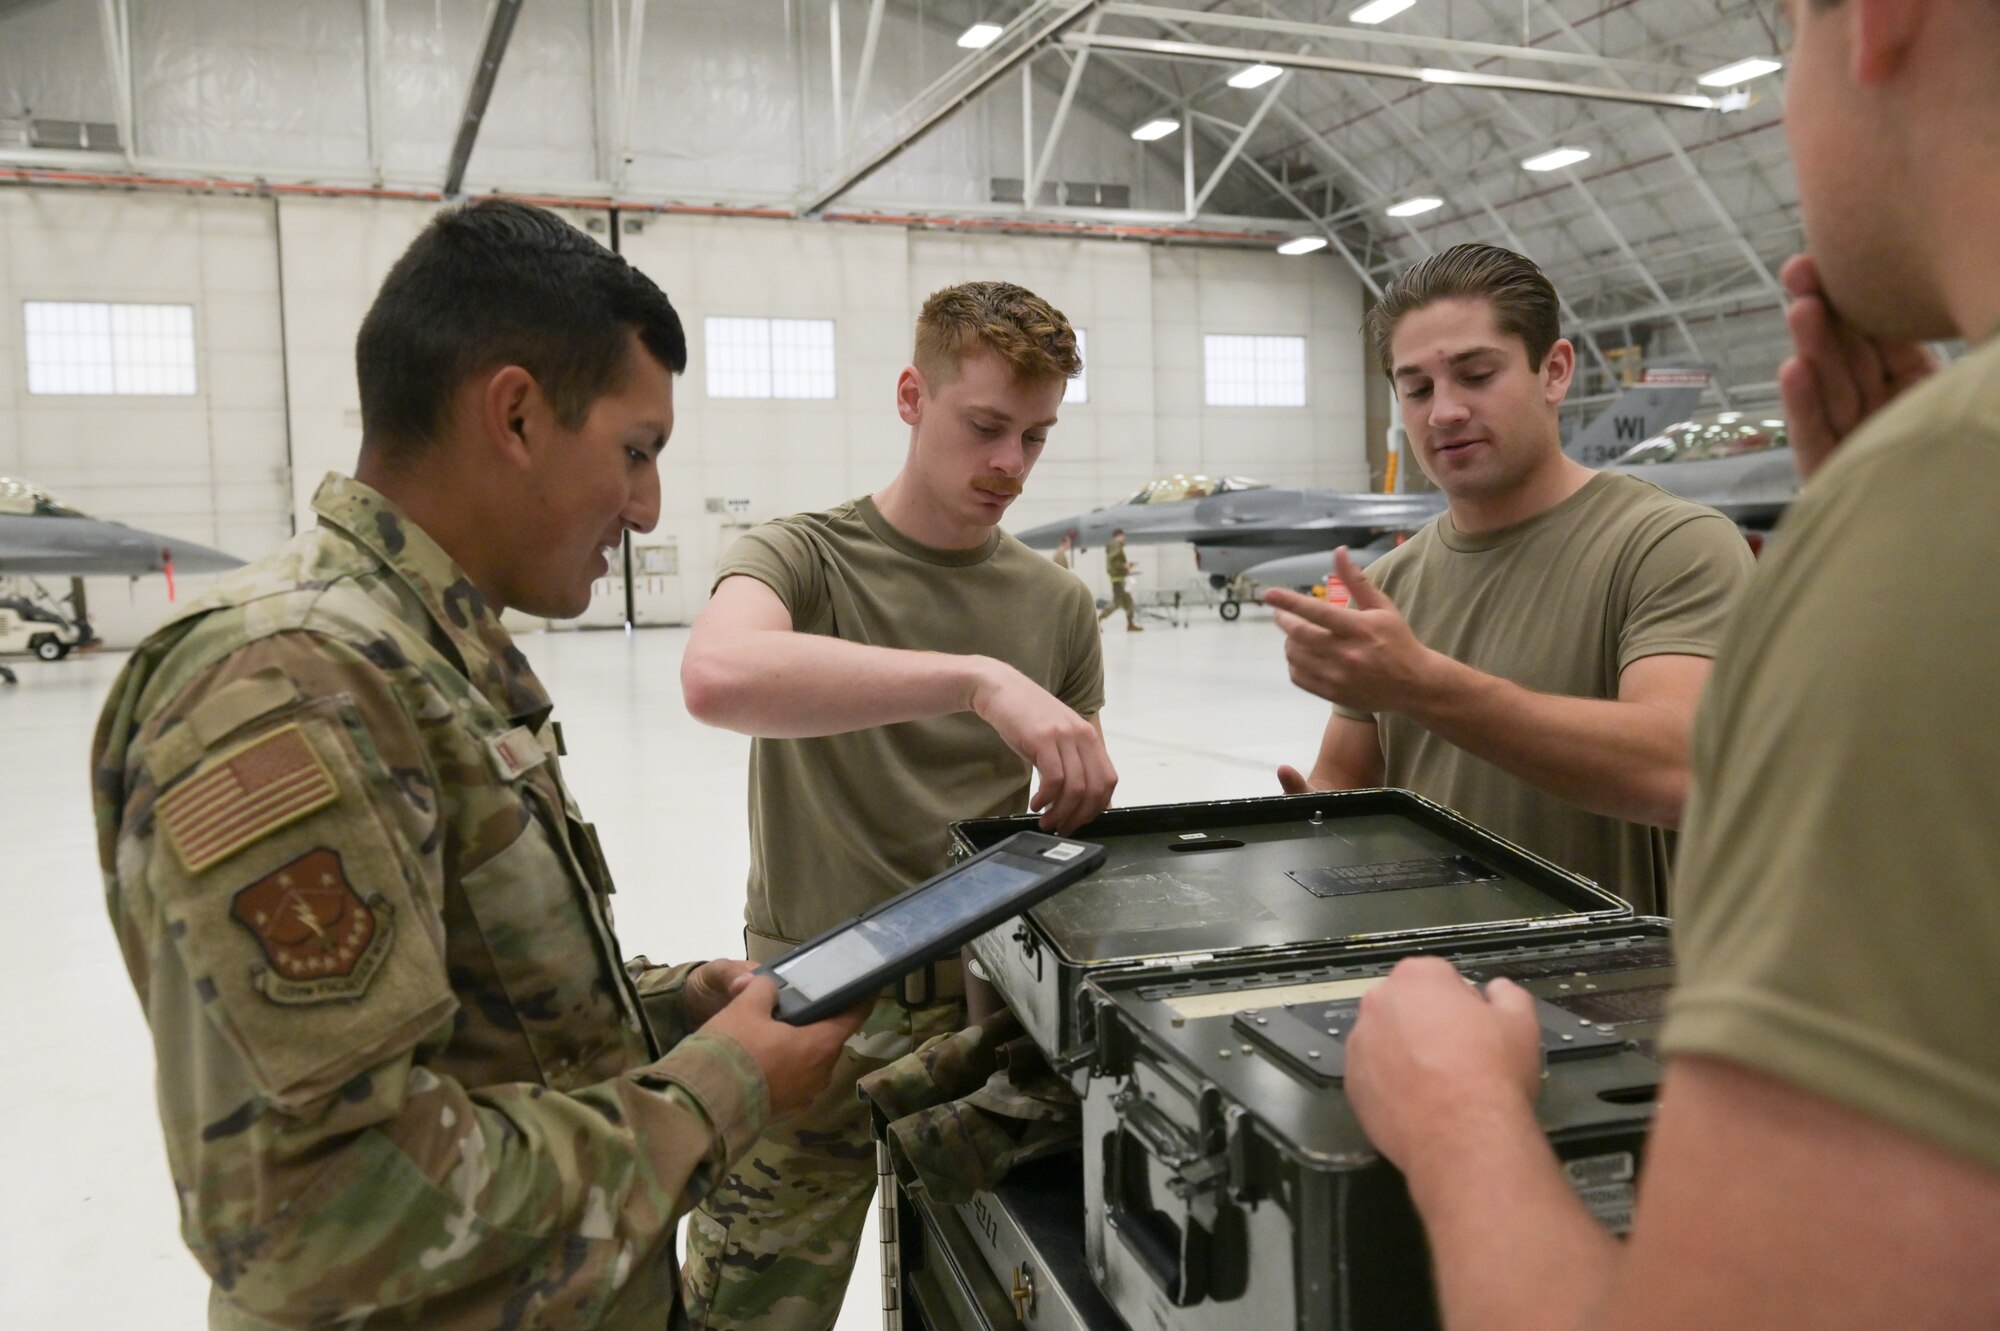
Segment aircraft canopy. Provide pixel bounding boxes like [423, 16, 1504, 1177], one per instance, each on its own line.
[1614, 416, 1788, 466]
[1121, 474, 1269, 505]
[0, 477, 86, 519]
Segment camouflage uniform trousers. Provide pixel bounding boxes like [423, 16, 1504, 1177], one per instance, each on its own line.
[1099, 580, 1138, 627]
[681, 990, 964, 1331]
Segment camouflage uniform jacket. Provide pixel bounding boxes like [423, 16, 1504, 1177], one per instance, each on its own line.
[1104, 537, 1130, 582]
[858, 1011, 1080, 1208]
[91, 474, 770, 1330]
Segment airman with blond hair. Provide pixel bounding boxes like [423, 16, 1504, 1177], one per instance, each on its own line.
[678, 280, 1116, 1331]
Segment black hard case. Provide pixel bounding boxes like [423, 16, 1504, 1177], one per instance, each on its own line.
[951, 791, 1633, 1072]
[1080, 918, 1674, 1331]
[883, 1151, 1121, 1331]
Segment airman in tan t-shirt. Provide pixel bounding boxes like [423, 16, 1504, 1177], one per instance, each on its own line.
[1273, 251, 1751, 913]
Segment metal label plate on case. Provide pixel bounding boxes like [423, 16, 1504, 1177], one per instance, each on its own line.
[1285, 853, 1502, 898]
[1233, 993, 1629, 1084]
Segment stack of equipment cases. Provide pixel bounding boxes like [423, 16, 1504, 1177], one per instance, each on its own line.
[907, 791, 1675, 1331]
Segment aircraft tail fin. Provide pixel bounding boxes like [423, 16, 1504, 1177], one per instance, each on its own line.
[1564, 368, 1712, 467]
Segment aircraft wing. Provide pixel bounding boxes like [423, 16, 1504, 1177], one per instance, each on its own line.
[1238, 535, 1403, 591]
[0, 513, 245, 577]
[1607, 449, 1799, 527]
[1016, 487, 1445, 552]
[1180, 489, 1445, 544]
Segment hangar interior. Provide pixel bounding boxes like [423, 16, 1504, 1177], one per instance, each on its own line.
[0, 1, 1805, 1327]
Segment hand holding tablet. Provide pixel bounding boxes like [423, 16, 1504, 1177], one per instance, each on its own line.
[759, 831, 1107, 1024]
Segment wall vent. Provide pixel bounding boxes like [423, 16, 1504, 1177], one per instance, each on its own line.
[0, 118, 123, 152]
[990, 177, 1130, 209]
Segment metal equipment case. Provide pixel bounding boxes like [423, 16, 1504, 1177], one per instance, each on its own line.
[1081, 919, 1674, 1331]
[883, 1151, 1121, 1331]
[953, 791, 1633, 1073]
[879, 923, 1673, 1331]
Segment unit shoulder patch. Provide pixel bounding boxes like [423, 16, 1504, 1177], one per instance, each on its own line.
[230, 847, 394, 1004]
[157, 723, 339, 873]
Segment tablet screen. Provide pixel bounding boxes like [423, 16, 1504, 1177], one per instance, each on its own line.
[772, 856, 1044, 1002]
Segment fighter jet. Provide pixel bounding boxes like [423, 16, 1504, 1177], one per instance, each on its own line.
[1013, 372, 1713, 587]
[0, 476, 243, 579]
[1595, 411, 1797, 529]
[1238, 410, 1800, 598]
[0, 476, 244, 684]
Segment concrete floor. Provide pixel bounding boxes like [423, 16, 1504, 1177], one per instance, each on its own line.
[0, 607, 1329, 1329]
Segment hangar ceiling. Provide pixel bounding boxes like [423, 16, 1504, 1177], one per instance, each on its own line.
[0, 0, 1798, 404]
[843, 0, 1797, 407]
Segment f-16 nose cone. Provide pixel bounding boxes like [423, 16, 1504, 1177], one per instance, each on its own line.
[1013, 517, 1075, 549]
[158, 538, 246, 575]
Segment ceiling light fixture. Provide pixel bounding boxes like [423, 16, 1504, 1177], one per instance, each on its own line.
[1228, 63, 1284, 89]
[1522, 146, 1591, 172]
[1131, 118, 1181, 141]
[1385, 196, 1443, 217]
[1278, 236, 1329, 256]
[1064, 33, 1724, 112]
[1697, 57, 1781, 87]
[956, 22, 1004, 49]
[1349, 0, 1417, 25]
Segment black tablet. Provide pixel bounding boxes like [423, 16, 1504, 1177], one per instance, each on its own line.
[760, 831, 1107, 1024]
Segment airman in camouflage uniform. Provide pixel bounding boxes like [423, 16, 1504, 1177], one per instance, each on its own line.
[92, 197, 861, 1330]
[93, 476, 764, 1329]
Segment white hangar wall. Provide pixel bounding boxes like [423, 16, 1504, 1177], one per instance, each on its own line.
[0, 188, 293, 648]
[1, 185, 1368, 647]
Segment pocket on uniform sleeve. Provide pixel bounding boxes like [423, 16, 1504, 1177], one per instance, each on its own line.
[147, 709, 456, 1109]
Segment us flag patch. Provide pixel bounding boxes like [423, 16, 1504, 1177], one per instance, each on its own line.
[158, 724, 338, 873]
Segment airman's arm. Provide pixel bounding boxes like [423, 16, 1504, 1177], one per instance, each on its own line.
[1270, 530, 1746, 828]
[1278, 710, 1385, 794]
[105, 633, 776, 1323]
[683, 575, 1116, 832]
[683, 573, 1016, 737]
[1351, 987, 2000, 1331]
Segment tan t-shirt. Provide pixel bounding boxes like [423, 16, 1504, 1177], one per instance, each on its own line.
[1336, 472, 1753, 913]
[717, 496, 1106, 943]
[1663, 336, 2000, 1171]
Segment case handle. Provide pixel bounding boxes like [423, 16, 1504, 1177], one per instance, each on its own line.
[1109, 1201, 1203, 1305]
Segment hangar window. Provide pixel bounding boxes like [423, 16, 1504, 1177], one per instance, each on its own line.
[23, 301, 198, 396]
[705, 317, 837, 400]
[1203, 334, 1306, 407]
[1064, 328, 1089, 405]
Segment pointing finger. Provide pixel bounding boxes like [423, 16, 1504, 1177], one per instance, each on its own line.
[1270, 605, 1336, 644]
[1262, 587, 1317, 614]
[1333, 547, 1388, 610]
[1265, 586, 1338, 623]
